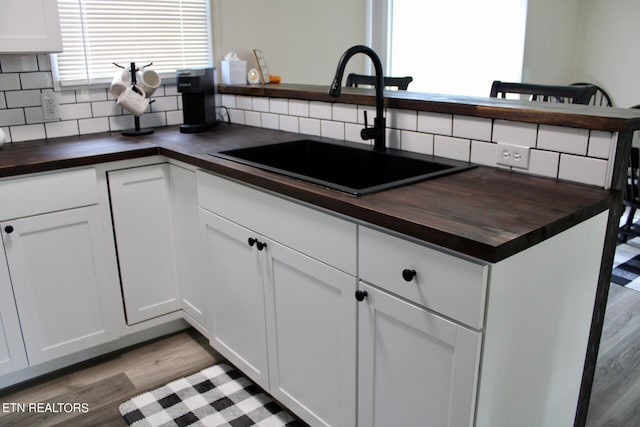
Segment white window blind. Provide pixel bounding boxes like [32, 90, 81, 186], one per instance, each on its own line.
[55, 0, 211, 87]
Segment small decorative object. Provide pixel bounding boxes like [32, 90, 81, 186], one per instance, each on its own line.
[0, 127, 6, 148]
[253, 49, 270, 83]
[247, 68, 260, 84]
[112, 62, 159, 136]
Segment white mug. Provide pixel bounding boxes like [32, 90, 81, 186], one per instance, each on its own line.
[116, 85, 149, 116]
[110, 68, 132, 98]
[138, 68, 161, 97]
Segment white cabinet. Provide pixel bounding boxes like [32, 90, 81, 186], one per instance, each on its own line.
[198, 171, 358, 426]
[357, 282, 481, 427]
[0, 168, 120, 367]
[2, 207, 119, 366]
[0, 0, 62, 53]
[169, 164, 207, 333]
[0, 235, 27, 375]
[264, 235, 357, 427]
[108, 164, 181, 325]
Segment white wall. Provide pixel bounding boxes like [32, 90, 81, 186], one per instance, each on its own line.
[574, 0, 640, 108]
[212, 0, 367, 85]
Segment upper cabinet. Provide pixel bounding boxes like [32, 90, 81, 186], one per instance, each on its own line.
[0, 0, 63, 53]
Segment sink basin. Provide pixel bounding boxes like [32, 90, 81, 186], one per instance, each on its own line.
[208, 139, 476, 196]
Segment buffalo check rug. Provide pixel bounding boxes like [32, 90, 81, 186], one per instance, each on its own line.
[119, 363, 303, 426]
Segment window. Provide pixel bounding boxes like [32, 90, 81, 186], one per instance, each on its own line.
[55, 0, 211, 87]
[377, 0, 527, 97]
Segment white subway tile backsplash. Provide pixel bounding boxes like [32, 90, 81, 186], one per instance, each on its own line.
[5, 90, 41, 108]
[471, 140, 498, 166]
[244, 110, 262, 127]
[345, 123, 364, 143]
[79, 117, 110, 134]
[261, 112, 279, 130]
[0, 94, 6, 109]
[92, 100, 122, 117]
[252, 96, 270, 112]
[24, 107, 44, 124]
[321, 120, 344, 140]
[386, 128, 401, 149]
[289, 100, 309, 117]
[434, 135, 471, 161]
[269, 98, 288, 115]
[75, 88, 108, 103]
[332, 103, 358, 123]
[1, 127, 10, 143]
[140, 112, 167, 128]
[166, 110, 183, 126]
[228, 108, 245, 124]
[537, 124, 589, 155]
[279, 115, 298, 133]
[528, 149, 560, 178]
[20, 72, 53, 89]
[558, 154, 607, 187]
[36, 55, 51, 71]
[418, 111, 452, 135]
[492, 120, 537, 147]
[401, 130, 434, 155]
[150, 96, 178, 112]
[109, 115, 134, 131]
[587, 130, 614, 159]
[221, 94, 236, 109]
[309, 101, 332, 120]
[0, 74, 20, 91]
[0, 55, 38, 72]
[387, 108, 417, 131]
[0, 109, 25, 126]
[236, 95, 252, 110]
[60, 103, 92, 120]
[453, 115, 492, 141]
[59, 91, 77, 104]
[299, 117, 321, 136]
[45, 120, 79, 139]
[164, 84, 178, 96]
[11, 124, 45, 141]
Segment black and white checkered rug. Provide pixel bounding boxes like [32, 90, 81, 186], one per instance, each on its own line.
[612, 235, 640, 291]
[119, 363, 302, 426]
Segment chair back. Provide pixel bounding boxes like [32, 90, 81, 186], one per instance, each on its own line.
[346, 73, 413, 91]
[490, 80, 597, 105]
[571, 83, 613, 107]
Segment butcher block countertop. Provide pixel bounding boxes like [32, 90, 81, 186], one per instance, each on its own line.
[0, 124, 614, 263]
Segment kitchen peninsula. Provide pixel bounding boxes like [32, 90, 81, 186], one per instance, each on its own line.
[0, 85, 637, 426]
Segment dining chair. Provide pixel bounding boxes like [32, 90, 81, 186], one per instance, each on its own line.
[489, 80, 597, 105]
[619, 105, 640, 242]
[346, 73, 413, 91]
[571, 82, 614, 107]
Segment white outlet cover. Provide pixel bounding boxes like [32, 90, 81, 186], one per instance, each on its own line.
[496, 142, 531, 169]
[41, 91, 61, 121]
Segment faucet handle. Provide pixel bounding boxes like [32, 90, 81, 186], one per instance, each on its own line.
[363, 110, 369, 128]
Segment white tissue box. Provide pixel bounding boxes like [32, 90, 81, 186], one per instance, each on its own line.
[221, 59, 247, 84]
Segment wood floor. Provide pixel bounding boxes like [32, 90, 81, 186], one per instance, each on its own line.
[0, 329, 222, 426]
[0, 285, 638, 426]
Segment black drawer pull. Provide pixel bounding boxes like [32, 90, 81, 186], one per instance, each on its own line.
[402, 269, 417, 282]
[4, 225, 14, 234]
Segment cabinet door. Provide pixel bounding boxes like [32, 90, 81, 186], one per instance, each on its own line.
[109, 164, 181, 325]
[170, 165, 207, 332]
[264, 241, 357, 427]
[358, 282, 481, 427]
[0, 0, 62, 53]
[2, 206, 119, 366]
[200, 209, 269, 389]
[0, 238, 27, 375]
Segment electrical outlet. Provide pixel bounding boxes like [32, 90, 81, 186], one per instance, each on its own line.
[496, 143, 531, 169]
[41, 91, 61, 120]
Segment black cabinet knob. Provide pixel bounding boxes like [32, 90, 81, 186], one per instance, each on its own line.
[248, 237, 257, 247]
[4, 225, 14, 234]
[355, 290, 368, 302]
[256, 241, 267, 251]
[402, 269, 417, 282]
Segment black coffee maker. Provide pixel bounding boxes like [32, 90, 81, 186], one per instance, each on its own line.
[177, 67, 217, 133]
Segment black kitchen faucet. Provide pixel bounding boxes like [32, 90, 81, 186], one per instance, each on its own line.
[328, 45, 386, 152]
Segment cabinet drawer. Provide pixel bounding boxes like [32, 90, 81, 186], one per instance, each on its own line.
[359, 226, 487, 329]
[0, 168, 99, 221]
[197, 171, 356, 275]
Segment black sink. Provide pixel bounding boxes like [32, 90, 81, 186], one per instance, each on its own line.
[208, 139, 476, 196]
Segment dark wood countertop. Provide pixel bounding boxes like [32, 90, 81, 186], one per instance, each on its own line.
[219, 83, 640, 132]
[0, 124, 615, 263]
